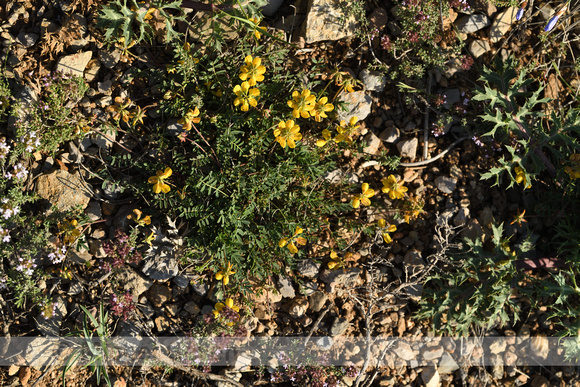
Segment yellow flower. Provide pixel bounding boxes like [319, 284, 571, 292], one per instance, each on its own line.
[351, 183, 375, 209]
[248, 17, 266, 40]
[316, 129, 332, 147]
[143, 7, 156, 20]
[328, 251, 352, 269]
[279, 226, 307, 255]
[215, 262, 236, 286]
[287, 89, 316, 119]
[514, 166, 531, 189]
[177, 107, 201, 131]
[510, 209, 527, 227]
[381, 175, 408, 200]
[145, 230, 155, 246]
[107, 96, 132, 122]
[274, 120, 302, 149]
[565, 154, 580, 179]
[311, 97, 334, 122]
[127, 209, 151, 226]
[129, 105, 147, 126]
[377, 219, 397, 243]
[148, 167, 172, 194]
[402, 196, 425, 223]
[233, 81, 259, 112]
[58, 219, 81, 245]
[239, 55, 266, 86]
[335, 116, 360, 144]
[213, 298, 240, 325]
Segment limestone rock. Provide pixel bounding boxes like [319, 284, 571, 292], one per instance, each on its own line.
[36, 169, 91, 212]
[456, 14, 490, 33]
[359, 69, 387, 92]
[397, 138, 418, 160]
[489, 7, 517, 43]
[56, 51, 92, 78]
[302, 0, 359, 44]
[336, 91, 372, 122]
[116, 266, 153, 299]
[434, 176, 457, 194]
[468, 39, 491, 58]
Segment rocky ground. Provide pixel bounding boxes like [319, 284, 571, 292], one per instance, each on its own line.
[1, 0, 580, 386]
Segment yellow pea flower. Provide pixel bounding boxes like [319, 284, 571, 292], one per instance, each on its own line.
[377, 219, 397, 243]
[215, 262, 236, 286]
[239, 55, 266, 86]
[381, 175, 408, 200]
[335, 116, 360, 144]
[311, 96, 334, 122]
[233, 81, 259, 112]
[279, 226, 307, 255]
[127, 209, 151, 226]
[287, 89, 316, 119]
[274, 120, 302, 149]
[514, 166, 531, 189]
[58, 219, 82, 245]
[351, 183, 375, 209]
[248, 17, 266, 40]
[316, 129, 332, 147]
[148, 167, 172, 194]
[177, 107, 201, 131]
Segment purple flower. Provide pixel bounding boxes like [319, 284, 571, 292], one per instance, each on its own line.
[545, 14, 560, 32]
[516, 7, 525, 20]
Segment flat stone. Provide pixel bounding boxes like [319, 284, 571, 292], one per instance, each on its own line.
[184, 301, 200, 315]
[315, 336, 334, 350]
[443, 88, 461, 108]
[489, 7, 517, 43]
[302, 0, 358, 43]
[16, 32, 39, 48]
[116, 266, 154, 299]
[142, 246, 179, 281]
[191, 281, 209, 296]
[362, 131, 382, 155]
[56, 51, 92, 78]
[468, 39, 491, 58]
[453, 207, 470, 226]
[421, 367, 441, 387]
[84, 200, 102, 221]
[434, 176, 457, 194]
[336, 91, 372, 122]
[288, 298, 308, 318]
[359, 69, 387, 92]
[98, 48, 121, 69]
[329, 317, 349, 336]
[308, 291, 327, 312]
[324, 169, 359, 184]
[68, 246, 92, 264]
[394, 341, 415, 361]
[438, 352, 460, 374]
[379, 126, 400, 143]
[36, 169, 91, 212]
[296, 260, 321, 278]
[369, 7, 389, 30]
[455, 14, 490, 33]
[320, 267, 361, 287]
[277, 276, 296, 298]
[300, 281, 318, 296]
[397, 137, 418, 160]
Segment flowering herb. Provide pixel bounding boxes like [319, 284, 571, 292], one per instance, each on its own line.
[381, 175, 408, 200]
[233, 81, 259, 111]
[148, 167, 172, 194]
[279, 227, 307, 255]
[351, 183, 375, 209]
[274, 120, 302, 149]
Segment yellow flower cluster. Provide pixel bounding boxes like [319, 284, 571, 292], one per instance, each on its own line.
[565, 154, 580, 179]
[148, 167, 172, 194]
[213, 298, 240, 326]
[58, 219, 81, 245]
[274, 120, 302, 149]
[351, 176, 408, 209]
[248, 17, 266, 40]
[377, 219, 397, 243]
[127, 209, 151, 226]
[316, 116, 359, 146]
[233, 55, 265, 112]
[279, 226, 307, 255]
[328, 251, 353, 270]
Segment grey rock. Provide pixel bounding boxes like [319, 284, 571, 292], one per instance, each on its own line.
[173, 275, 190, 289]
[36, 296, 66, 337]
[330, 317, 349, 336]
[296, 260, 321, 278]
[84, 200, 102, 221]
[379, 126, 400, 143]
[288, 298, 308, 318]
[336, 91, 372, 122]
[234, 351, 257, 371]
[114, 320, 142, 360]
[277, 276, 295, 298]
[479, 206, 494, 228]
[88, 238, 105, 258]
[36, 169, 91, 212]
[303, 0, 359, 43]
[324, 169, 359, 184]
[397, 137, 418, 160]
[468, 39, 491, 58]
[99, 48, 121, 69]
[362, 131, 382, 155]
[394, 341, 415, 361]
[315, 336, 334, 350]
[538, 4, 554, 21]
[25, 338, 62, 367]
[68, 246, 92, 264]
[201, 305, 214, 315]
[489, 7, 517, 43]
[453, 207, 470, 226]
[142, 247, 179, 281]
[116, 266, 153, 299]
[98, 80, 112, 94]
[56, 51, 92, 78]
[16, 32, 39, 47]
[369, 7, 389, 30]
[191, 281, 209, 296]
[359, 69, 387, 92]
[320, 267, 361, 287]
[308, 291, 327, 312]
[455, 14, 490, 33]
[434, 176, 457, 194]
[421, 367, 440, 387]
[300, 281, 318, 296]
[403, 250, 425, 267]
[68, 282, 82, 296]
[438, 352, 460, 374]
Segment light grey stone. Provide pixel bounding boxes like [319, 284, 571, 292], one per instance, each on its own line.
[296, 260, 321, 278]
[84, 200, 102, 221]
[397, 137, 418, 160]
[455, 14, 490, 33]
[359, 69, 387, 92]
[116, 266, 154, 299]
[302, 0, 359, 43]
[142, 247, 179, 281]
[315, 336, 334, 350]
[336, 91, 372, 122]
[489, 7, 517, 43]
[434, 176, 457, 194]
[468, 39, 491, 58]
[36, 169, 91, 212]
[300, 281, 318, 296]
[421, 367, 441, 387]
[277, 276, 296, 298]
[453, 207, 470, 226]
[362, 131, 382, 155]
[379, 126, 400, 143]
[99, 48, 121, 69]
[438, 352, 460, 374]
[330, 317, 349, 336]
[308, 291, 327, 312]
[393, 341, 415, 361]
[25, 338, 63, 367]
[324, 169, 359, 184]
[56, 51, 92, 78]
[320, 267, 361, 287]
[191, 281, 209, 296]
[68, 246, 92, 264]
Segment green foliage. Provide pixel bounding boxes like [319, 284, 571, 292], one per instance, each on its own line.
[416, 223, 531, 335]
[96, 0, 184, 47]
[473, 55, 580, 188]
[63, 304, 112, 387]
[11, 71, 88, 159]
